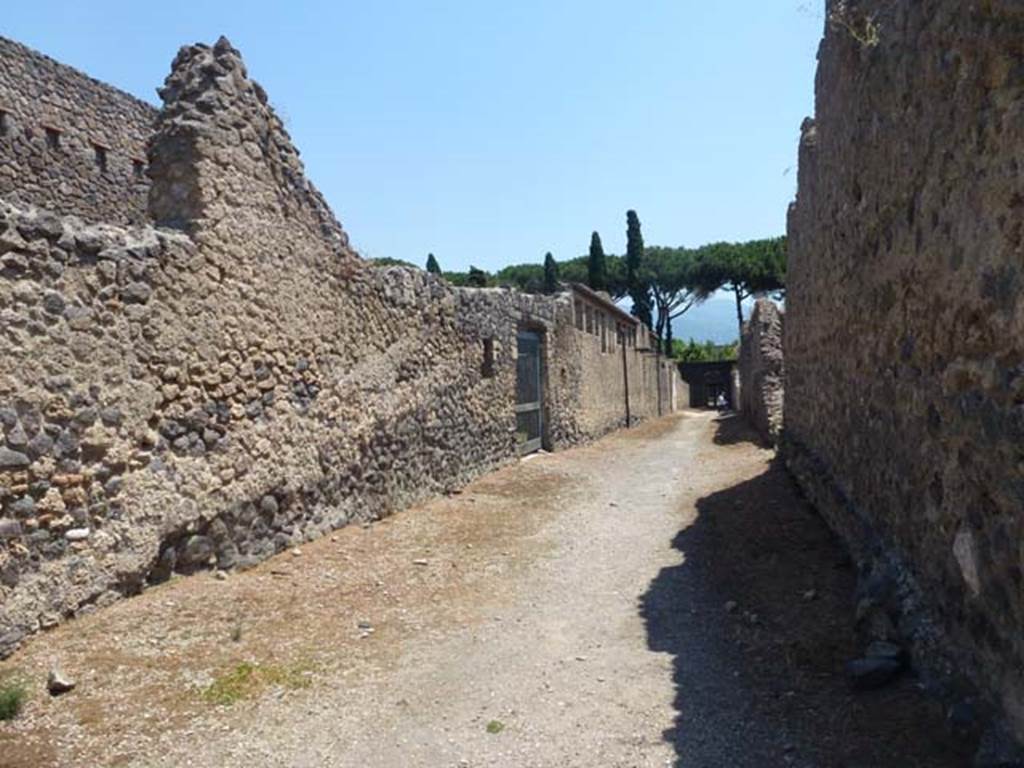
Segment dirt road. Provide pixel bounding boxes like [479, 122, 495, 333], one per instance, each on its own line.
[0, 411, 965, 767]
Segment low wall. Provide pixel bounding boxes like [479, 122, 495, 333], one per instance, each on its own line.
[0, 37, 682, 656]
[0, 36, 155, 225]
[739, 299, 784, 444]
[786, 0, 1024, 745]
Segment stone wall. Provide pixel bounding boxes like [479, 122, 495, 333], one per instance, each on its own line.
[0, 37, 682, 656]
[556, 288, 685, 439]
[0, 36, 156, 225]
[739, 299, 784, 444]
[554, 321, 685, 439]
[786, 0, 1024, 744]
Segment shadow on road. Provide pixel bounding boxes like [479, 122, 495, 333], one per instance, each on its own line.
[639, 416, 968, 767]
[711, 410, 769, 448]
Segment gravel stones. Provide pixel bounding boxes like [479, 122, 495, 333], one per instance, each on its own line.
[47, 666, 76, 695]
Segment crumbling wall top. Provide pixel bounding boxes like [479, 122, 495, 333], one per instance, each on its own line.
[147, 37, 352, 255]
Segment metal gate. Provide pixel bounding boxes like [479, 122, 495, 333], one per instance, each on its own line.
[515, 330, 543, 455]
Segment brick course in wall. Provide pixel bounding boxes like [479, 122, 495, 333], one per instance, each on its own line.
[0, 36, 156, 225]
[786, 0, 1024, 744]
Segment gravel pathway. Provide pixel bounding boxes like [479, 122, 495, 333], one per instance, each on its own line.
[0, 412, 965, 767]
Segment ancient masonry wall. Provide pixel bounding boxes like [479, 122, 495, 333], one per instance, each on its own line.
[739, 299, 784, 444]
[0, 37, 681, 656]
[553, 326, 685, 439]
[0, 36, 156, 225]
[786, 0, 1024, 742]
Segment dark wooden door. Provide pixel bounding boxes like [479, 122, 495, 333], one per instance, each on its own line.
[515, 331, 543, 455]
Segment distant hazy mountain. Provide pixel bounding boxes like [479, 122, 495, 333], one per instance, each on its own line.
[670, 292, 753, 345]
[618, 291, 775, 345]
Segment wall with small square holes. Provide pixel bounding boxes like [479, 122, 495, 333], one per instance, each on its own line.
[0, 36, 155, 225]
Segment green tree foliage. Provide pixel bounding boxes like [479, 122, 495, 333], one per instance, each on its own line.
[426, 253, 441, 274]
[467, 266, 490, 287]
[369, 257, 419, 269]
[576, 252, 627, 297]
[625, 210, 653, 330]
[543, 252, 559, 294]
[443, 266, 497, 288]
[587, 232, 607, 293]
[490, 254, 625, 297]
[690, 237, 786, 336]
[495, 263, 544, 292]
[672, 338, 739, 362]
[559, 256, 590, 286]
[603, 255, 628, 299]
[645, 247, 712, 355]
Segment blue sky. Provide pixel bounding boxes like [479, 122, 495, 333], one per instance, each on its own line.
[5, 1, 823, 270]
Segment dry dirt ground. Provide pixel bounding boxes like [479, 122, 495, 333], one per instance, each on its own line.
[0, 410, 968, 768]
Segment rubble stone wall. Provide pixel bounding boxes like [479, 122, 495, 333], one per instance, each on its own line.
[0, 37, 682, 656]
[0, 36, 156, 225]
[739, 299, 784, 444]
[786, 0, 1024, 741]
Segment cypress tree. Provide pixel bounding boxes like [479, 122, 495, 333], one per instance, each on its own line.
[425, 253, 441, 274]
[543, 252, 559, 294]
[588, 232, 607, 292]
[625, 210, 653, 329]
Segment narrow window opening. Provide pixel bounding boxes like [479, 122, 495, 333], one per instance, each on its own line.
[44, 126, 61, 149]
[0, 111, 8, 137]
[481, 338, 495, 378]
[94, 144, 108, 172]
[132, 159, 145, 180]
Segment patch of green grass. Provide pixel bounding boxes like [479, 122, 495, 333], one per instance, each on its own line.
[201, 661, 314, 706]
[486, 719, 505, 734]
[0, 678, 27, 721]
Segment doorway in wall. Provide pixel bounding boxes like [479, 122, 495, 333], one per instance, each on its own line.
[515, 330, 544, 455]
